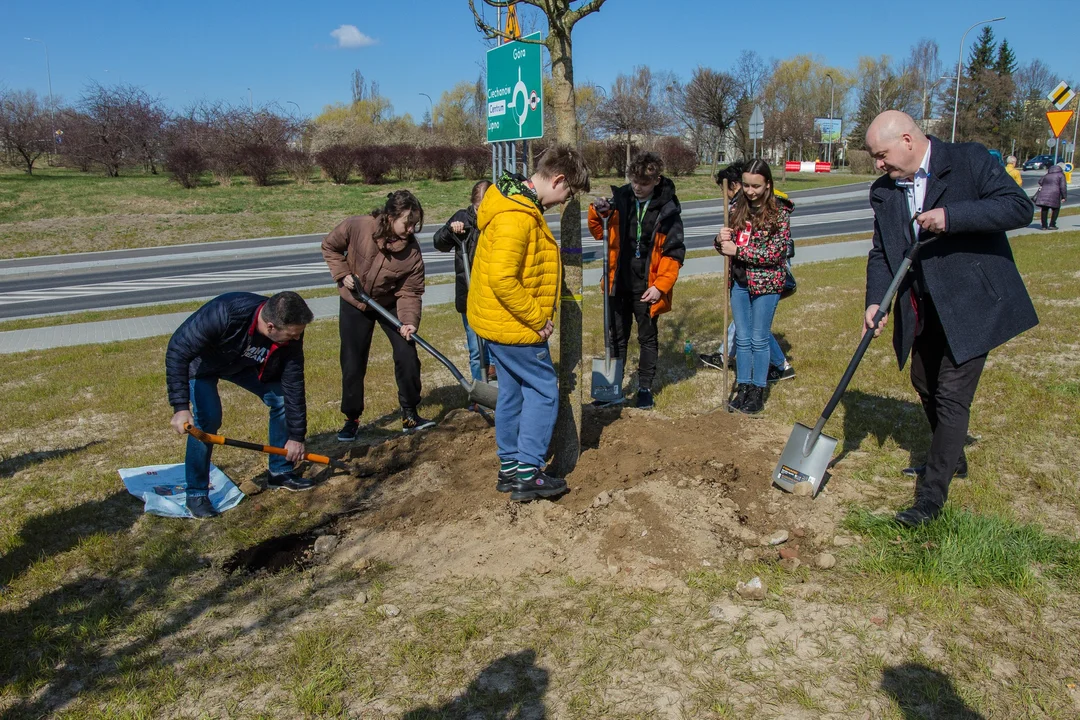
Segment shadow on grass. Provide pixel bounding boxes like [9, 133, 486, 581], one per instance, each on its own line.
[881, 663, 984, 719]
[835, 389, 926, 465]
[0, 514, 392, 718]
[402, 649, 549, 719]
[0, 488, 136, 590]
[0, 441, 105, 478]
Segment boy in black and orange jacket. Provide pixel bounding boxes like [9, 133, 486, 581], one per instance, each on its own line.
[587, 152, 685, 408]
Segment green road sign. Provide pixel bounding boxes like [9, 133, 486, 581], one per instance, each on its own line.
[486, 32, 543, 142]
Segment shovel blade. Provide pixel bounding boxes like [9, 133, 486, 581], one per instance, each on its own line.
[467, 379, 499, 410]
[772, 422, 838, 497]
[590, 357, 624, 404]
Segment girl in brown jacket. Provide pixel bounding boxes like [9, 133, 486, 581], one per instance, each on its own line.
[321, 190, 433, 439]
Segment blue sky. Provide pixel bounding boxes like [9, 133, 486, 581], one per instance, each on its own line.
[3, 0, 1077, 121]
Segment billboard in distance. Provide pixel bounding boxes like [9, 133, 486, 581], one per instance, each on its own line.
[814, 118, 842, 143]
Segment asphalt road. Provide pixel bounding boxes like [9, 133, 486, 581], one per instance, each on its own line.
[0, 173, 1069, 321]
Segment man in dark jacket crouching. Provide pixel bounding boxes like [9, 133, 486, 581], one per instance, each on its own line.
[166, 291, 315, 517]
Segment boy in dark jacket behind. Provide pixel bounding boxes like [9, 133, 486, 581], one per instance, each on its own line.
[433, 180, 494, 386]
[166, 291, 315, 517]
[588, 152, 685, 409]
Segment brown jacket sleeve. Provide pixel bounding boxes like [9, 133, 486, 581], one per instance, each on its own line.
[395, 250, 426, 328]
[322, 217, 356, 282]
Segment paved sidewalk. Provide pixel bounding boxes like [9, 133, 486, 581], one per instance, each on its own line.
[0, 219, 1074, 355]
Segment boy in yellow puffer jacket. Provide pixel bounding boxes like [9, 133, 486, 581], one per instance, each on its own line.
[467, 145, 590, 502]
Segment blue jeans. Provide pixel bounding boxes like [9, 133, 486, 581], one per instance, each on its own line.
[730, 284, 780, 388]
[487, 341, 558, 468]
[186, 369, 290, 496]
[461, 314, 490, 382]
[719, 321, 786, 369]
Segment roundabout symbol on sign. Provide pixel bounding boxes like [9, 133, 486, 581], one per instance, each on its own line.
[506, 67, 538, 137]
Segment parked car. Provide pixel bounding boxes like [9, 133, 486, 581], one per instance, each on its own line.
[1023, 155, 1058, 171]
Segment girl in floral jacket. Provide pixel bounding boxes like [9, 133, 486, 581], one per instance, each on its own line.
[716, 159, 791, 414]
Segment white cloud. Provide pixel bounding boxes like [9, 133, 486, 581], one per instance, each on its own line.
[330, 25, 377, 49]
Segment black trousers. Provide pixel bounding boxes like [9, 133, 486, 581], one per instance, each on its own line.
[608, 291, 658, 390]
[1040, 206, 1060, 228]
[909, 298, 986, 509]
[339, 297, 422, 420]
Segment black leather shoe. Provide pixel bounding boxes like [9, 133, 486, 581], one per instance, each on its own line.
[186, 495, 220, 518]
[496, 469, 516, 493]
[727, 383, 750, 413]
[902, 458, 968, 479]
[634, 388, 654, 410]
[894, 502, 942, 528]
[738, 385, 765, 415]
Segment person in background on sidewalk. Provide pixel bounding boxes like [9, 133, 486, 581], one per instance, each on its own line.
[1004, 155, 1022, 186]
[1033, 163, 1067, 230]
[433, 180, 495, 402]
[587, 151, 685, 409]
[467, 145, 591, 502]
[715, 159, 792, 415]
[701, 162, 795, 384]
[322, 190, 434, 441]
[166, 291, 316, 518]
[863, 111, 1036, 528]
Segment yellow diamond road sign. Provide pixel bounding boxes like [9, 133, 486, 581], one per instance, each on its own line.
[1048, 81, 1075, 111]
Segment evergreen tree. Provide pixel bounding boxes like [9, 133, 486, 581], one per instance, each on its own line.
[957, 27, 997, 144]
[994, 38, 1017, 75]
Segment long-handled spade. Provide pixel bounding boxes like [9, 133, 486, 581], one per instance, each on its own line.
[184, 423, 350, 471]
[773, 233, 935, 496]
[590, 206, 625, 405]
[720, 179, 732, 410]
[452, 233, 496, 391]
[350, 281, 500, 409]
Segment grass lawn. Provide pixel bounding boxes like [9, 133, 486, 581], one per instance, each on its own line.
[3, 230, 1076, 717]
[0, 165, 879, 259]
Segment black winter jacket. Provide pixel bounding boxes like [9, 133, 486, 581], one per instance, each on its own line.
[433, 206, 480, 313]
[165, 292, 307, 441]
[865, 137, 1037, 368]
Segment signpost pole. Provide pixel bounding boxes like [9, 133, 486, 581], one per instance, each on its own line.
[1072, 93, 1080, 165]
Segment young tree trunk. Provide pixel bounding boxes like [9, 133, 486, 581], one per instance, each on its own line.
[546, 30, 582, 476]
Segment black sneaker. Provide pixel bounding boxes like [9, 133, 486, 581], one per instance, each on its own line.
[509, 471, 569, 502]
[337, 419, 360, 442]
[635, 388, 654, 409]
[727, 383, 750, 412]
[496, 469, 516, 493]
[186, 495, 219, 518]
[699, 352, 733, 370]
[767, 364, 796, 383]
[738, 385, 765, 415]
[402, 407, 436, 433]
[267, 472, 317, 492]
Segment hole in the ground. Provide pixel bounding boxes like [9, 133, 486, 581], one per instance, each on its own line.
[222, 532, 317, 574]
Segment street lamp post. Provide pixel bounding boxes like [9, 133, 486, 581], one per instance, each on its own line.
[24, 37, 56, 154]
[825, 73, 835, 164]
[951, 16, 1005, 143]
[286, 101, 302, 150]
[419, 93, 434, 134]
[247, 88, 253, 111]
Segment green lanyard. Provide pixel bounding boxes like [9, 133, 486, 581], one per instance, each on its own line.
[634, 199, 650, 258]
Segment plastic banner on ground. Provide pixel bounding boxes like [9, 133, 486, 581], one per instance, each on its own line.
[119, 463, 245, 518]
